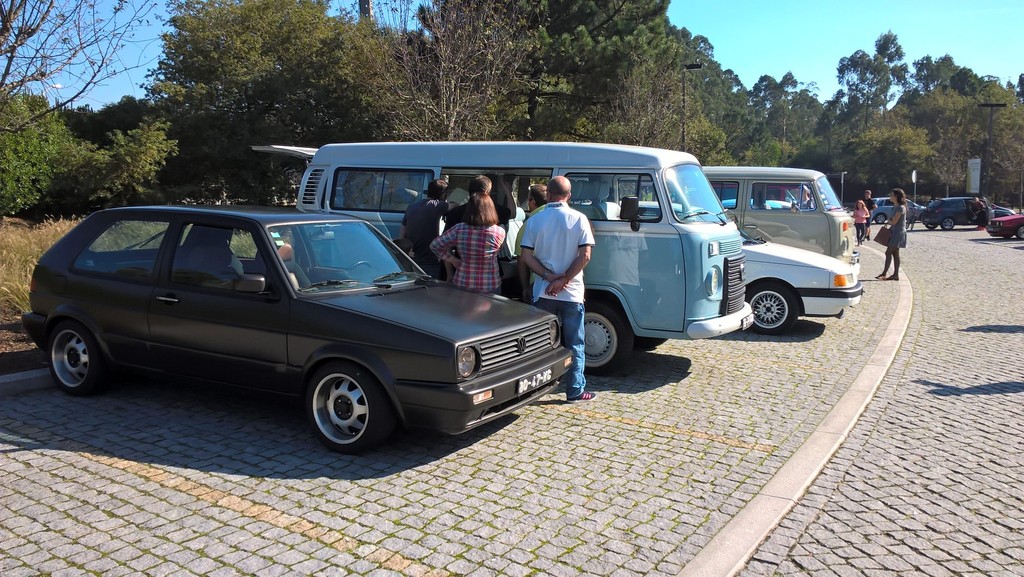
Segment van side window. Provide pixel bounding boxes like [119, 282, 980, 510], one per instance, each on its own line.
[564, 173, 656, 221]
[710, 181, 739, 210]
[330, 169, 432, 212]
[751, 182, 805, 211]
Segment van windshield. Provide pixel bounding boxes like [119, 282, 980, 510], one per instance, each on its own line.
[815, 176, 844, 212]
[665, 164, 727, 223]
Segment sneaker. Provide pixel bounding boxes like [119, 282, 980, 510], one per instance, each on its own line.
[567, 391, 597, 403]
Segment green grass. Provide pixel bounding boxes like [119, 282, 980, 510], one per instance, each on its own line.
[0, 218, 79, 315]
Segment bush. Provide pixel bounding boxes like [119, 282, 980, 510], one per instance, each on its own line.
[0, 217, 79, 314]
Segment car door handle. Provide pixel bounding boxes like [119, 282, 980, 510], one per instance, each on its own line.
[156, 294, 179, 304]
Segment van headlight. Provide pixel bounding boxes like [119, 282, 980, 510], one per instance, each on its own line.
[705, 266, 721, 297]
[457, 346, 479, 379]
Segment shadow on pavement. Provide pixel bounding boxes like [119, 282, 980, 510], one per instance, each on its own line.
[918, 379, 1024, 396]
[961, 324, 1024, 334]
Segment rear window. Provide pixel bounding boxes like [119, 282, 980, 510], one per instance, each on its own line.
[72, 219, 169, 280]
[329, 169, 432, 213]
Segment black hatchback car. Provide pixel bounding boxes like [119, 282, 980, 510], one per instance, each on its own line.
[22, 206, 571, 453]
[920, 196, 993, 230]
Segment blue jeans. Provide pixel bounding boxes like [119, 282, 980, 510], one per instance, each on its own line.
[534, 298, 586, 399]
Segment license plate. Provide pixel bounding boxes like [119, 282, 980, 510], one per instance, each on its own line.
[741, 313, 754, 330]
[517, 368, 553, 394]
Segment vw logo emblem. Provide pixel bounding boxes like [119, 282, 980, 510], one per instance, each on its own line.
[515, 336, 527, 354]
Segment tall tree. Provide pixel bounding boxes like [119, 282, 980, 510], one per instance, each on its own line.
[149, 0, 375, 203]
[0, 95, 74, 215]
[0, 0, 154, 132]
[836, 31, 908, 132]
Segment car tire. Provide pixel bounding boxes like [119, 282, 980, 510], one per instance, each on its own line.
[583, 299, 634, 375]
[873, 213, 888, 224]
[940, 217, 955, 231]
[633, 337, 668, 351]
[747, 281, 799, 335]
[1016, 225, 1024, 240]
[925, 223, 937, 230]
[47, 320, 108, 396]
[306, 361, 396, 453]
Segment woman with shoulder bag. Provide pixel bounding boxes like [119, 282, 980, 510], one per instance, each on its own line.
[875, 188, 908, 281]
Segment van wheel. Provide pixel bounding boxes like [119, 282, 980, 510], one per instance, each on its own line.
[47, 320, 108, 396]
[940, 217, 955, 230]
[873, 213, 888, 224]
[306, 361, 395, 453]
[583, 300, 634, 375]
[747, 281, 799, 335]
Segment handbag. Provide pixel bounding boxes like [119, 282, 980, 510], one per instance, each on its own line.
[873, 225, 892, 246]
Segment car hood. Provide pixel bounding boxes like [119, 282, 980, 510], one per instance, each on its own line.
[743, 240, 853, 273]
[992, 214, 1024, 224]
[310, 283, 553, 343]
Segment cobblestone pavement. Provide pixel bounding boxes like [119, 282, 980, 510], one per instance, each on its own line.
[742, 227, 1024, 577]
[0, 244, 904, 577]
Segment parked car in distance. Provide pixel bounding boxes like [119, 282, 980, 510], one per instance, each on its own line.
[991, 205, 1014, 218]
[22, 206, 572, 453]
[871, 198, 924, 224]
[741, 231, 862, 334]
[985, 213, 1024, 239]
[920, 196, 993, 230]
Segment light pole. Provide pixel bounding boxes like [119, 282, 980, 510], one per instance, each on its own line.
[680, 62, 703, 151]
[978, 102, 1006, 198]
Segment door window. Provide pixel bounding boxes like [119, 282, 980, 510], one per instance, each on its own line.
[72, 219, 170, 280]
[172, 224, 266, 290]
[563, 173, 657, 221]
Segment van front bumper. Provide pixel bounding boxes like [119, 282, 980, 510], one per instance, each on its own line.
[686, 302, 754, 339]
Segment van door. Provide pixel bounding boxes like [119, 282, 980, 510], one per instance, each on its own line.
[561, 171, 685, 332]
[739, 180, 830, 255]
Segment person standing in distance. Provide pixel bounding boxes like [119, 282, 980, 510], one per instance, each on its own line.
[519, 176, 597, 403]
[863, 189, 877, 241]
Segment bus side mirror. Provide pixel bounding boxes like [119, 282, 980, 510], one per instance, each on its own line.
[619, 196, 640, 231]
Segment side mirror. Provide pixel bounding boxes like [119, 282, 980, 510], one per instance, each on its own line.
[619, 196, 640, 231]
[235, 274, 267, 293]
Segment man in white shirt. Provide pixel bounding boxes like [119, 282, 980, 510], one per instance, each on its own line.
[520, 176, 597, 403]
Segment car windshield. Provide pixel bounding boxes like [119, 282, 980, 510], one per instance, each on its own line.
[268, 220, 423, 293]
[814, 176, 844, 212]
[664, 164, 727, 223]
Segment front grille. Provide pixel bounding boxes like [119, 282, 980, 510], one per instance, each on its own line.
[719, 237, 742, 256]
[477, 322, 554, 374]
[301, 169, 324, 208]
[722, 254, 746, 315]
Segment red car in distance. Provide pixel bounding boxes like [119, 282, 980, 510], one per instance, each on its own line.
[986, 213, 1024, 239]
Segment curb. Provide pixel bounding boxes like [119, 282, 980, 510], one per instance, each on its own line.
[0, 367, 52, 397]
[678, 245, 914, 577]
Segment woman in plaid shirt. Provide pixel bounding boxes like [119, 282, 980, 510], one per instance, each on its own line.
[430, 182, 507, 293]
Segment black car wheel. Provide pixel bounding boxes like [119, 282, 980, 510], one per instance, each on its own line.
[925, 223, 937, 230]
[47, 320, 107, 396]
[306, 361, 396, 453]
[940, 217, 956, 231]
[747, 281, 799, 335]
[1016, 225, 1024, 239]
[873, 213, 888, 224]
[583, 299, 634, 375]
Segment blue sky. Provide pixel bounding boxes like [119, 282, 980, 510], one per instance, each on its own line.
[667, 0, 1024, 99]
[81, 0, 1024, 107]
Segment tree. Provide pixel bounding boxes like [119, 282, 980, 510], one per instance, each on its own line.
[0, 95, 74, 215]
[848, 119, 933, 190]
[836, 31, 909, 132]
[909, 89, 977, 196]
[0, 0, 155, 132]
[362, 0, 530, 141]
[149, 0, 375, 203]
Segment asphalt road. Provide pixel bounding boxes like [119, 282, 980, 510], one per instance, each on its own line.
[1, 225, 1020, 576]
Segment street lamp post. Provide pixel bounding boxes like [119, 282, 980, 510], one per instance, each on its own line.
[978, 103, 1006, 198]
[680, 62, 703, 151]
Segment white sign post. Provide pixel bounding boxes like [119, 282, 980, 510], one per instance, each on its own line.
[911, 169, 917, 204]
[967, 158, 981, 196]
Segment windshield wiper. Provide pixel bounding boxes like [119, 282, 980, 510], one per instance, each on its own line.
[298, 279, 360, 291]
[679, 208, 713, 219]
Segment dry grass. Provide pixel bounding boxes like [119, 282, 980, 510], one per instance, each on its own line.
[0, 217, 79, 315]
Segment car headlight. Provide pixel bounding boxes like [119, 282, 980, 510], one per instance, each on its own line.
[457, 346, 479, 379]
[549, 319, 560, 348]
[705, 266, 721, 297]
[833, 273, 854, 288]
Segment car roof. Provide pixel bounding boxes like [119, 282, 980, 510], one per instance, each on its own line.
[702, 166, 827, 179]
[101, 205, 363, 226]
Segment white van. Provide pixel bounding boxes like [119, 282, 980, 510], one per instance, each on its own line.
[704, 166, 859, 266]
[289, 142, 753, 374]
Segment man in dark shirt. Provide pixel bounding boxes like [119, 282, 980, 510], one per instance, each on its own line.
[863, 189, 877, 240]
[399, 179, 451, 279]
